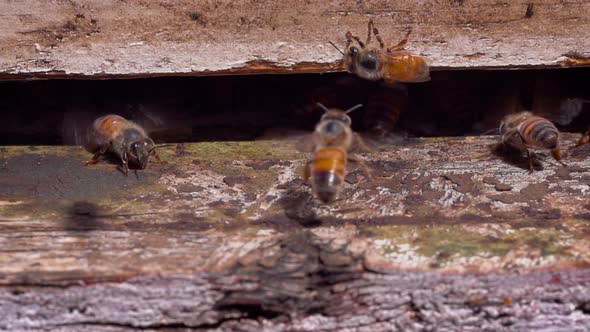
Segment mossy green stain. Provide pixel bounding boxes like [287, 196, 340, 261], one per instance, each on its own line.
[370, 224, 573, 260]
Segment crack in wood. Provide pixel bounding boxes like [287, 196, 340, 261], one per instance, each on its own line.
[1, 231, 589, 330]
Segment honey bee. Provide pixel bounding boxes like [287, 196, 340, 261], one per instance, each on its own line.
[564, 99, 590, 149]
[330, 20, 430, 84]
[572, 129, 590, 149]
[498, 112, 566, 172]
[304, 103, 373, 203]
[85, 114, 161, 175]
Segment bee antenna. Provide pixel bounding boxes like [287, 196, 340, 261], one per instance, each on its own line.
[345, 104, 363, 114]
[316, 103, 330, 113]
[328, 41, 345, 56]
[149, 143, 174, 153]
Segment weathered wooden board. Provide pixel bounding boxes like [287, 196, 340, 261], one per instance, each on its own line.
[0, 136, 590, 330]
[1, 0, 589, 78]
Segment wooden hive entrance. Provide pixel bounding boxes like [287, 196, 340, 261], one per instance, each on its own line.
[1, 68, 590, 330]
[2, 1, 590, 329]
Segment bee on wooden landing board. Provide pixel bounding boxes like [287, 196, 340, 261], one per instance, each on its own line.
[85, 114, 161, 176]
[304, 103, 374, 204]
[330, 20, 430, 84]
[495, 112, 566, 173]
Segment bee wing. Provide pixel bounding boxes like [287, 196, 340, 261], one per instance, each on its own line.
[254, 127, 314, 153]
[352, 131, 400, 153]
[381, 51, 431, 83]
[295, 132, 316, 153]
[123, 104, 168, 139]
[557, 98, 585, 126]
[61, 110, 95, 149]
[121, 104, 197, 143]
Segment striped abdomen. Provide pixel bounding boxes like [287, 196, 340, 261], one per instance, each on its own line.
[86, 114, 130, 153]
[383, 51, 430, 83]
[519, 116, 559, 149]
[312, 147, 347, 203]
[94, 115, 129, 139]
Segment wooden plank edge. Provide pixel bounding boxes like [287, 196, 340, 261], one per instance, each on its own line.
[0, 57, 589, 80]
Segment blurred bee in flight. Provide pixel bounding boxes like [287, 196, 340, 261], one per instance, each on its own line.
[304, 103, 373, 204]
[330, 19, 430, 84]
[85, 114, 161, 176]
[495, 112, 566, 173]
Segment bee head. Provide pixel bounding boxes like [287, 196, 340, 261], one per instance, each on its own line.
[317, 103, 362, 128]
[128, 139, 154, 169]
[315, 103, 362, 146]
[345, 47, 381, 80]
[358, 52, 379, 71]
[320, 112, 352, 128]
[317, 120, 345, 142]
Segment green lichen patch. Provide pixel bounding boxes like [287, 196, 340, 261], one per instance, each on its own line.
[415, 226, 512, 259]
[369, 223, 573, 262]
[0, 146, 88, 159]
[157, 140, 305, 162]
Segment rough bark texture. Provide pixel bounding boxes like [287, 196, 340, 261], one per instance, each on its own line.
[1, 136, 590, 330]
[1, 0, 590, 78]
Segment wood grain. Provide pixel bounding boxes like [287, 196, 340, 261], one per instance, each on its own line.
[1, 136, 590, 330]
[0, 0, 589, 78]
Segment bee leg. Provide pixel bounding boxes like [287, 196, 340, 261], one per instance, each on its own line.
[551, 148, 567, 167]
[346, 31, 364, 48]
[152, 150, 162, 163]
[344, 32, 353, 51]
[348, 155, 374, 182]
[527, 150, 536, 174]
[329, 60, 344, 71]
[369, 20, 385, 49]
[117, 150, 129, 176]
[366, 20, 373, 46]
[109, 143, 130, 176]
[85, 145, 108, 166]
[506, 131, 536, 173]
[85, 153, 101, 165]
[117, 165, 129, 176]
[387, 29, 411, 52]
[303, 160, 313, 185]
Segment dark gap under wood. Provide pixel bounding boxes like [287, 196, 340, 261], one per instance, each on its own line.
[1, 68, 589, 145]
